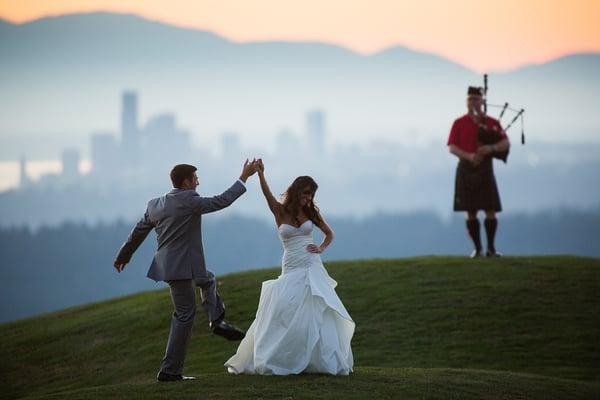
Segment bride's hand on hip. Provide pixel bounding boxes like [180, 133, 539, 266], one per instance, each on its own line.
[306, 244, 322, 253]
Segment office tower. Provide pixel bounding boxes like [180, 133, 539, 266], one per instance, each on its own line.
[307, 110, 326, 154]
[121, 91, 139, 158]
[61, 148, 80, 181]
[145, 113, 175, 134]
[221, 132, 241, 159]
[91, 132, 119, 175]
[276, 128, 299, 157]
[143, 113, 191, 167]
[19, 155, 30, 188]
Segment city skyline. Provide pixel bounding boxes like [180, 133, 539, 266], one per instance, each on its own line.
[7, 91, 328, 193]
[3, 88, 600, 229]
[1, 1, 599, 71]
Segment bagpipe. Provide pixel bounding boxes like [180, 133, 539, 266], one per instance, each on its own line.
[476, 74, 525, 163]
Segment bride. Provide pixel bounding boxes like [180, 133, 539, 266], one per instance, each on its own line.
[225, 159, 355, 375]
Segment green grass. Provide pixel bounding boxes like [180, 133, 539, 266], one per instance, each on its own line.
[1, 256, 599, 399]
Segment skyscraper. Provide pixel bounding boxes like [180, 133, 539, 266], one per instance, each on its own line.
[61, 148, 80, 181]
[91, 132, 119, 176]
[19, 155, 30, 188]
[276, 128, 299, 158]
[306, 110, 326, 154]
[221, 132, 242, 159]
[121, 91, 139, 161]
[142, 113, 191, 169]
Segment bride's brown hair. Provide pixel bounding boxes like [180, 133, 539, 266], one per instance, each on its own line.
[281, 176, 322, 226]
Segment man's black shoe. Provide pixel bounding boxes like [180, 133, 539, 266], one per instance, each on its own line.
[156, 372, 196, 382]
[210, 319, 245, 341]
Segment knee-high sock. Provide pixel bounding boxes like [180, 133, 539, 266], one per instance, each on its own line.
[484, 218, 498, 252]
[466, 218, 482, 252]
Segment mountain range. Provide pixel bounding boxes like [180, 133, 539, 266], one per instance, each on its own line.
[1, 12, 599, 157]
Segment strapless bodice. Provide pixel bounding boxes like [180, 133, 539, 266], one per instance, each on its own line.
[278, 220, 318, 273]
[278, 220, 313, 239]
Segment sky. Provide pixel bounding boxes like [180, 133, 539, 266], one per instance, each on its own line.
[1, 0, 599, 72]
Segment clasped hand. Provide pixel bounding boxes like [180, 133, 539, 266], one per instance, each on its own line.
[240, 158, 261, 180]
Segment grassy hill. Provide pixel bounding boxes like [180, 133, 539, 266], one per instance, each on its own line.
[1, 256, 599, 399]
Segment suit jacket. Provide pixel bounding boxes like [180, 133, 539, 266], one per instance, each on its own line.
[115, 180, 246, 282]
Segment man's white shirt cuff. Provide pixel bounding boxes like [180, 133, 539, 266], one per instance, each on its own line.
[237, 179, 247, 188]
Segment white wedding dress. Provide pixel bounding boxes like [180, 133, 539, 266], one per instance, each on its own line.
[225, 220, 355, 375]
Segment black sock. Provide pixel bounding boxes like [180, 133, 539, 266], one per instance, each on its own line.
[484, 218, 498, 253]
[212, 311, 225, 325]
[466, 218, 482, 252]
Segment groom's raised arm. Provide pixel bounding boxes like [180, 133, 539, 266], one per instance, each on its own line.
[189, 180, 247, 215]
[114, 210, 154, 269]
[189, 159, 256, 214]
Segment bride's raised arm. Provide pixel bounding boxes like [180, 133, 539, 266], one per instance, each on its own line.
[256, 159, 283, 223]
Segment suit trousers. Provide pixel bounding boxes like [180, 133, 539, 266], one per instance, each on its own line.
[159, 270, 225, 375]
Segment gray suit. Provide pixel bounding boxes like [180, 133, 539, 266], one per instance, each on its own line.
[115, 180, 246, 375]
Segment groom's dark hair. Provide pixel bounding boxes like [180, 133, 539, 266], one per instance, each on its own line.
[170, 164, 197, 188]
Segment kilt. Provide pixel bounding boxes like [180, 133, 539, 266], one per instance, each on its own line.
[453, 158, 502, 212]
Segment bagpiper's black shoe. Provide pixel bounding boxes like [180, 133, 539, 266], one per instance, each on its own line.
[210, 319, 245, 341]
[156, 372, 196, 382]
[470, 249, 482, 258]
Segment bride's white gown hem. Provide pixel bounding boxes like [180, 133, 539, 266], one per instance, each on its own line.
[224, 220, 354, 375]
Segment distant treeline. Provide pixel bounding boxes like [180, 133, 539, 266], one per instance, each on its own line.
[1, 209, 598, 323]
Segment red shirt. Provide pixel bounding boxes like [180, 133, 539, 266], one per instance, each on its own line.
[447, 114, 507, 153]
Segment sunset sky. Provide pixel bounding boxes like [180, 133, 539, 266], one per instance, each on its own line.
[1, 0, 599, 71]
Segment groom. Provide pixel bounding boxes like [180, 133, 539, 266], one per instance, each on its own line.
[113, 159, 258, 382]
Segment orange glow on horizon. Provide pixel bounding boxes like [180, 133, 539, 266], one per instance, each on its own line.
[1, 0, 599, 71]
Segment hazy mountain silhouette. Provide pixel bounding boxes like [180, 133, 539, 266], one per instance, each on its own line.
[2, 11, 597, 149]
